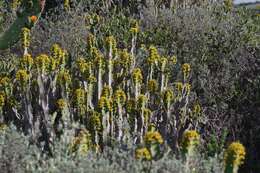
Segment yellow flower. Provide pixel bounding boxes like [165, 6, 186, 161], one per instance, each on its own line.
[162, 89, 174, 105]
[184, 83, 191, 95]
[118, 49, 133, 69]
[35, 54, 50, 73]
[57, 69, 71, 85]
[101, 85, 112, 98]
[175, 82, 183, 93]
[147, 46, 160, 65]
[181, 130, 200, 154]
[0, 93, 5, 107]
[51, 44, 66, 66]
[21, 54, 33, 69]
[56, 99, 67, 110]
[144, 131, 163, 145]
[169, 55, 177, 65]
[130, 19, 140, 34]
[64, 0, 70, 10]
[135, 147, 151, 161]
[21, 27, 30, 48]
[148, 79, 158, 93]
[87, 33, 96, 48]
[105, 36, 117, 49]
[0, 77, 10, 87]
[16, 69, 29, 83]
[193, 102, 201, 116]
[224, 142, 246, 168]
[98, 96, 112, 112]
[74, 88, 85, 106]
[89, 111, 102, 131]
[144, 108, 152, 123]
[182, 63, 191, 79]
[113, 89, 126, 105]
[70, 129, 92, 155]
[132, 68, 143, 84]
[137, 94, 147, 108]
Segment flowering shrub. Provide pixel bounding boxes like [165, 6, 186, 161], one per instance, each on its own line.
[0, 0, 258, 172]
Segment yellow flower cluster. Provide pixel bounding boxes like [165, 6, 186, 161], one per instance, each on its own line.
[175, 82, 183, 93]
[87, 34, 96, 49]
[86, 13, 101, 27]
[56, 99, 67, 110]
[89, 111, 102, 131]
[118, 49, 133, 69]
[35, 54, 50, 73]
[64, 0, 70, 10]
[21, 27, 30, 49]
[92, 47, 104, 67]
[51, 44, 66, 67]
[137, 94, 147, 108]
[70, 129, 92, 155]
[148, 79, 158, 93]
[184, 83, 191, 95]
[130, 19, 140, 34]
[0, 93, 5, 107]
[0, 77, 10, 87]
[193, 102, 201, 115]
[224, 142, 246, 168]
[105, 36, 117, 50]
[77, 58, 89, 74]
[162, 89, 174, 105]
[169, 55, 177, 65]
[144, 131, 163, 145]
[143, 108, 152, 123]
[113, 89, 126, 105]
[126, 99, 136, 113]
[159, 57, 167, 72]
[181, 130, 200, 152]
[74, 88, 85, 106]
[57, 70, 71, 85]
[132, 68, 143, 84]
[135, 147, 151, 161]
[98, 96, 112, 112]
[147, 46, 160, 65]
[101, 85, 112, 98]
[182, 63, 191, 79]
[16, 69, 29, 83]
[21, 54, 33, 70]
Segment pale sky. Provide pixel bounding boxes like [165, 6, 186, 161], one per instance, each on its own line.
[234, 0, 260, 4]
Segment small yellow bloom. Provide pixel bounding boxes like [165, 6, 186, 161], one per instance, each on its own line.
[35, 54, 50, 73]
[132, 68, 143, 84]
[0, 93, 5, 107]
[56, 99, 67, 110]
[114, 89, 126, 105]
[144, 131, 163, 145]
[148, 79, 158, 93]
[224, 142, 246, 168]
[182, 63, 191, 78]
[16, 69, 29, 83]
[135, 147, 152, 161]
[181, 130, 200, 154]
[98, 96, 112, 112]
[0, 77, 10, 87]
[21, 54, 33, 69]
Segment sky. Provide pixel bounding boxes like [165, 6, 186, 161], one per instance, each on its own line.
[234, 0, 260, 4]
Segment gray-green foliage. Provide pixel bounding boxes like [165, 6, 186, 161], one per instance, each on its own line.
[0, 127, 224, 173]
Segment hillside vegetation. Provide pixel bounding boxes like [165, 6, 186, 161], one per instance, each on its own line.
[0, 0, 259, 172]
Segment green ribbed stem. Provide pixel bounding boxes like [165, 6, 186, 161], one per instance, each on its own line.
[0, 0, 45, 50]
